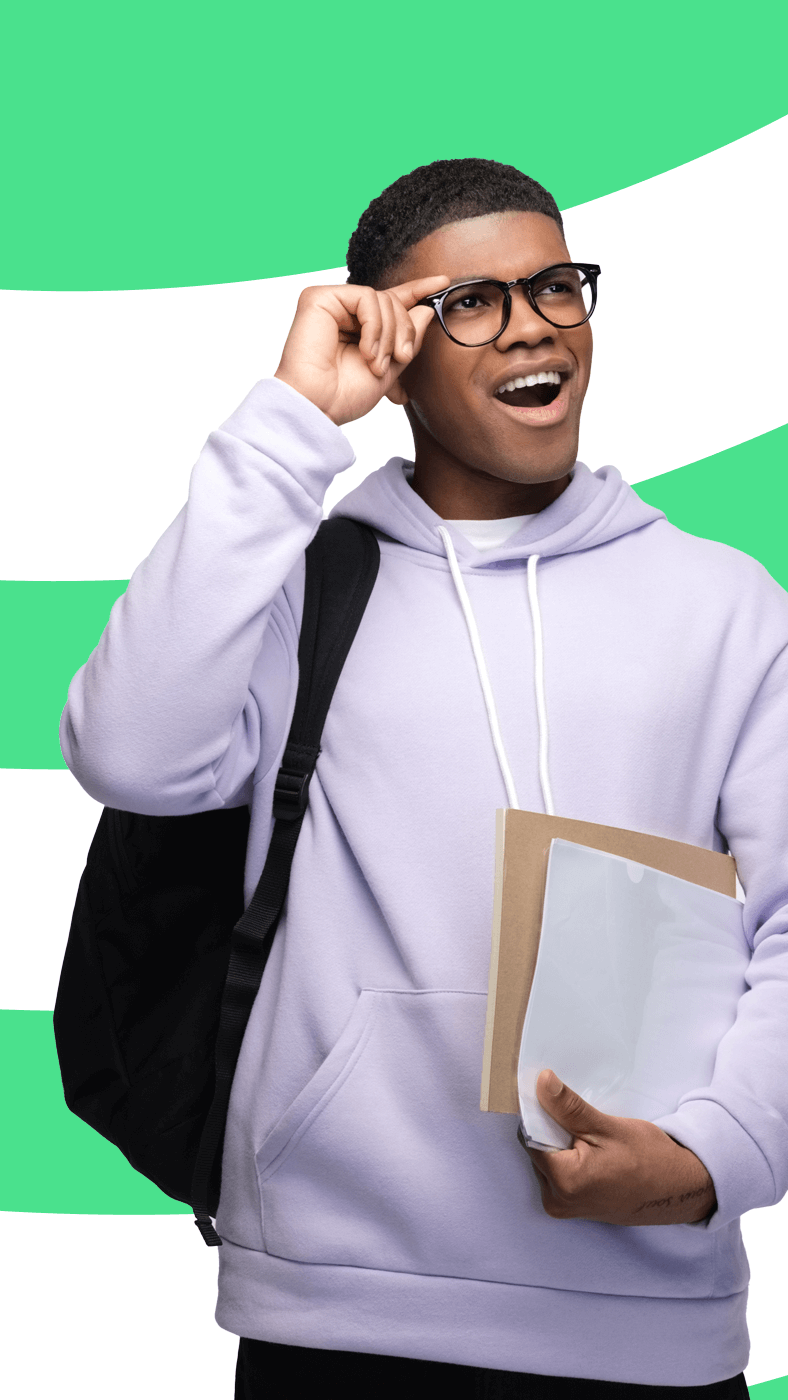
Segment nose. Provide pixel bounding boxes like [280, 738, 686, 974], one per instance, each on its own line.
[495, 286, 554, 352]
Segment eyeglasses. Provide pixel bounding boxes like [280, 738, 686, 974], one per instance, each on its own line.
[417, 262, 601, 347]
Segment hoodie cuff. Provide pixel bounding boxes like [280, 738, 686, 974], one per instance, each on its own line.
[653, 1097, 778, 1231]
[219, 377, 356, 506]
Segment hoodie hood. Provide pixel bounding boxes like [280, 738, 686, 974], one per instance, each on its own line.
[334, 457, 663, 820]
[331, 457, 663, 564]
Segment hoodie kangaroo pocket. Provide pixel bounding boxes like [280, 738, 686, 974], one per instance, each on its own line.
[255, 989, 726, 1296]
[256, 989, 496, 1276]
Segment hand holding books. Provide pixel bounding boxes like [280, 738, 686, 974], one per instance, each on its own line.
[481, 811, 745, 1227]
[520, 1069, 717, 1227]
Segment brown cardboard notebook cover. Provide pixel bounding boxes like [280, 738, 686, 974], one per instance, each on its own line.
[481, 809, 737, 1114]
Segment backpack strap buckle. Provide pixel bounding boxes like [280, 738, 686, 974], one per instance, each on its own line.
[272, 745, 320, 820]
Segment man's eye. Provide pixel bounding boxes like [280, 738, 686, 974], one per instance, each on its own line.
[534, 275, 584, 299]
[446, 292, 489, 312]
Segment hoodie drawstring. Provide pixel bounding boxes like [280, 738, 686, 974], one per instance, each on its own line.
[527, 553, 555, 816]
[437, 527, 554, 816]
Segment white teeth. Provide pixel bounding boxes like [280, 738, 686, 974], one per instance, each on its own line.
[496, 370, 561, 395]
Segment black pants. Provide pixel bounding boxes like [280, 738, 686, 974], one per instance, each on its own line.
[234, 1340, 749, 1398]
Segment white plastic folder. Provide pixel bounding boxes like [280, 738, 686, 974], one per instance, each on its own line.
[517, 840, 748, 1150]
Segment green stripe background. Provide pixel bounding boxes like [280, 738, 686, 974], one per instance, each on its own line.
[1, 1, 787, 290]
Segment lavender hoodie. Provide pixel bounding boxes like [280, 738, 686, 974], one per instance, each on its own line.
[61, 378, 788, 1385]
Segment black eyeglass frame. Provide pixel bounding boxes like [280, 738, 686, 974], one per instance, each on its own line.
[417, 262, 602, 347]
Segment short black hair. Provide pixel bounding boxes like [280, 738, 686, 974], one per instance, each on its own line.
[346, 157, 563, 288]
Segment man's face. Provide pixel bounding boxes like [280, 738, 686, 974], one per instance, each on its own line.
[387, 211, 593, 487]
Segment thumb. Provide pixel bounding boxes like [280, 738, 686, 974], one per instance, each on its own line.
[536, 1069, 609, 1140]
[408, 303, 437, 355]
[384, 305, 436, 406]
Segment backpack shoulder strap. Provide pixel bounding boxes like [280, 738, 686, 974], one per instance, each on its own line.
[191, 517, 380, 1242]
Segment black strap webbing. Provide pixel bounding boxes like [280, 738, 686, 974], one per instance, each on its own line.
[191, 518, 380, 1243]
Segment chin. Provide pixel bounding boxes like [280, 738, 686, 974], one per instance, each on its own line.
[480, 433, 580, 485]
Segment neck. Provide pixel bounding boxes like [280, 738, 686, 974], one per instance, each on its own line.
[409, 454, 572, 520]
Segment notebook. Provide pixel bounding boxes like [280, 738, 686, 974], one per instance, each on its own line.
[481, 809, 740, 1131]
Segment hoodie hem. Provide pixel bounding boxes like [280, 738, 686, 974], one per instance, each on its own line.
[215, 1243, 748, 1387]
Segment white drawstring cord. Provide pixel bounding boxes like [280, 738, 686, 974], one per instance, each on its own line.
[527, 553, 555, 816]
[437, 527, 521, 810]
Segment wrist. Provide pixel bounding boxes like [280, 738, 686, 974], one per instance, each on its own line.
[669, 1139, 717, 1223]
[273, 368, 338, 423]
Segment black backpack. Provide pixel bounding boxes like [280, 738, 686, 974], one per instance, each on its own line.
[54, 517, 380, 1245]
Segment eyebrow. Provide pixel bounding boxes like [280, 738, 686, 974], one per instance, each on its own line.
[446, 272, 498, 284]
[444, 264, 559, 285]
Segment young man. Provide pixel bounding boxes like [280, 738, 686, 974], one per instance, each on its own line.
[61, 159, 788, 1397]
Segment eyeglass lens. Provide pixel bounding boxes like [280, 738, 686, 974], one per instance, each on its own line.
[441, 267, 594, 345]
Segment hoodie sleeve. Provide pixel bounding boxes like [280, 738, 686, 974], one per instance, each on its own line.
[60, 377, 355, 814]
[653, 630, 788, 1230]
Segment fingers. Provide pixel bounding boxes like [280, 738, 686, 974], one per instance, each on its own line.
[293, 275, 450, 379]
[390, 294, 420, 367]
[337, 287, 411, 379]
[372, 291, 406, 376]
[407, 304, 439, 358]
[356, 274, 452, 376]
[353, 286, 385, 371]
[523, 1129, 593, 1220]
[525, 1072, 607, 1218]
[388, 273, 452, 310]
[358, 295, 432, 379]
[535, 1070, 608, 1141]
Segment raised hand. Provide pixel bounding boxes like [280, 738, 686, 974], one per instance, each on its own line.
[522, 1069, 717, 1226]
[274, 276, 450, 426]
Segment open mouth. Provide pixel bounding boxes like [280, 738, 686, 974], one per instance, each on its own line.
[495, 370, 564, 409]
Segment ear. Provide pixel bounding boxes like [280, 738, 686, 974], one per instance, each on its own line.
[385, 378, 410, 406]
